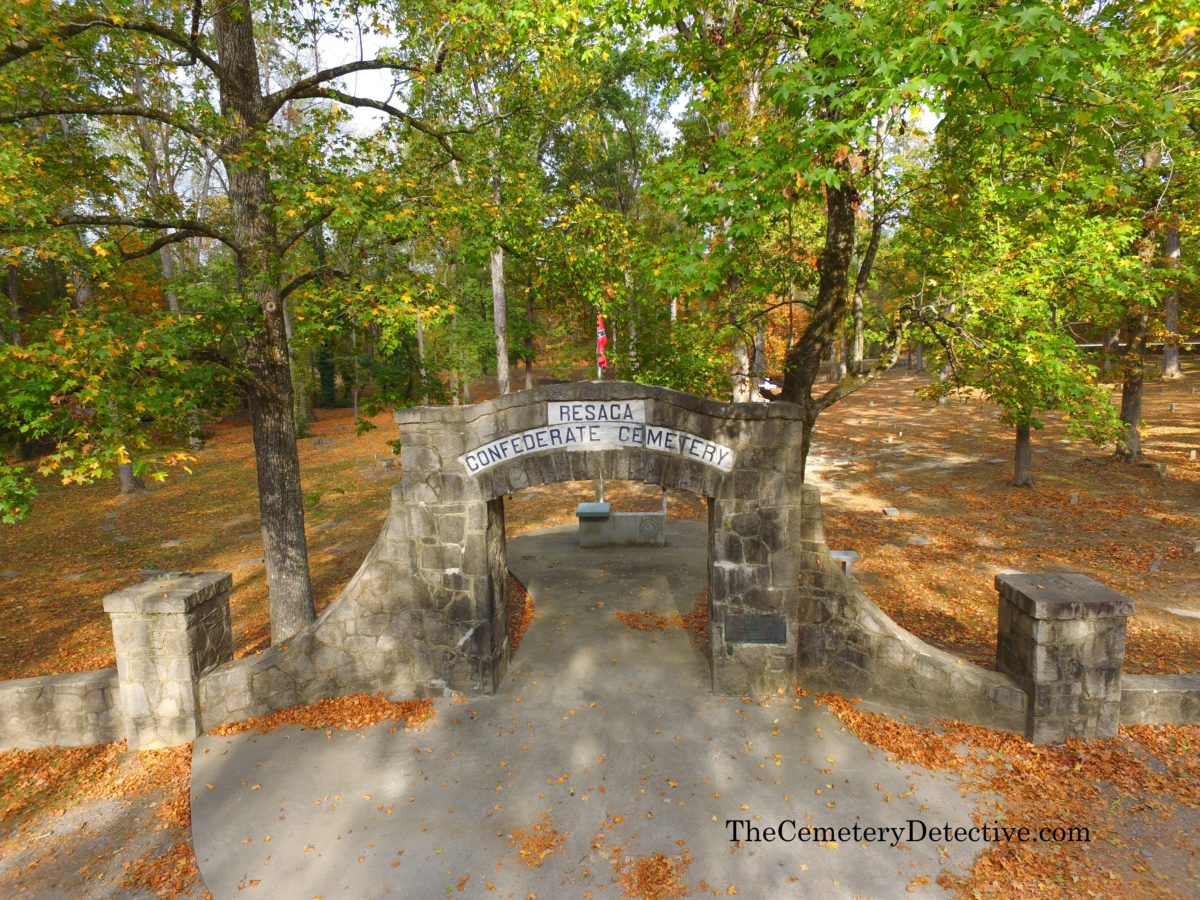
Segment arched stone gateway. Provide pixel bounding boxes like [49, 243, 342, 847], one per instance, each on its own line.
[3, 386, 1195, 752]
[393, 381, 811, 696]
[179, 379, 1190, 747]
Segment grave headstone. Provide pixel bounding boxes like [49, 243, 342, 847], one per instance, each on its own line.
[883, 507, 899, 517]
[905, 535, 932, 546]
[1069, 493, 1080, 506]
[160, 540, 184, 548]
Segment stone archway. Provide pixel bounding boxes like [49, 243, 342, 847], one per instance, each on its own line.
[197, 380, 1036, 743]
[392, 381, 810, 695]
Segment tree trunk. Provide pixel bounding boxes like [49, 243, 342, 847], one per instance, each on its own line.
[1117, 373, 1144, 461]
[490, 170, 510, 395]
[732, 341, 752, 400]
[914, 342, 924, 373]
[6, 264, 19, 345]
[1163, 223, 1182, 379]
[351, 327, 360, 418]
[490, 245, 509, 395]
[1011, 422, 1034, 488]
[70, 266, 93, 309]
[415, 310, 428, 404]
[780, 184, 856, 407]
[118, 462, 147, 495]
[133, 71, 181, 312]
[215, 0, 314, 643]
[1115, 316, 1146, 461]
[247, 345, 315, 643]
[316, 343, 336, 406]
[160, 246, 180, 312]
[850, 215, 882, 375]
[626, 270, 639, 375]
[751, 323, 767, 379]
[780, 182, 857, 478]
[524, 290, 535, 390]
[1101, 329, 1120, 374]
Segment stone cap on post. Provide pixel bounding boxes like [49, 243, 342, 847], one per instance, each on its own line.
[102, 572, 233, 615]
[994, 573, 1134, 620]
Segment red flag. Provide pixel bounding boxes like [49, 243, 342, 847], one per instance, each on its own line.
[596, 313, 608, 368]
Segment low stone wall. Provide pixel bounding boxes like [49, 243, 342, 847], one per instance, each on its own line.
[0, 668, 122, 749]
[793, 486, 1028, 734]
[1120, 674, 1200, 725]
[197, 504, 427, 730]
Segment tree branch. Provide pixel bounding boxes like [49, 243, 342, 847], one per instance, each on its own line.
[34, 214, 239, 254]
[295, 87, 463, 159]
[117, 229, 203, 262]
[266, 58, 431, 116]
[813, 304, 915, 412]
[280, 208, 335, 255]
[0, 104, 210, 144]
[280, 266, 348, 300]
[1, 17, 220, 75]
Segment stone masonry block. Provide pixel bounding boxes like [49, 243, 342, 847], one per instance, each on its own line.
[104, 572, 233, 750]
[995, 572, 1133, 743]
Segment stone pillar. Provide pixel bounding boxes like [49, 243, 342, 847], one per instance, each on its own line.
[995, 573, 1134, 744]
[103, 572, 233, 749]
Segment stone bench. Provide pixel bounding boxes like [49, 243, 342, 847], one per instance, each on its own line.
[576, 502, 666, 548]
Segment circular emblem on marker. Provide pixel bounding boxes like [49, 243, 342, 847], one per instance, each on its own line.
[639, 518, 659, 538]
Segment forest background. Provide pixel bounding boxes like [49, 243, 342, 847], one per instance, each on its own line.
[0, 0, 1196, 644]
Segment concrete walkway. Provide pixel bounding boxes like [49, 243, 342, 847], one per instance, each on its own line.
[191, 521, 987, 898]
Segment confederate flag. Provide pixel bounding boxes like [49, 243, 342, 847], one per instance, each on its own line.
[596, 313, 609, 369]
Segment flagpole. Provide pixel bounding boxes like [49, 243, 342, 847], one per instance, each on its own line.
[597, 309, 604, 502]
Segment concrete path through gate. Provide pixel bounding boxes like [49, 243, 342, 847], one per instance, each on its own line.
[191, 521, 988, 898]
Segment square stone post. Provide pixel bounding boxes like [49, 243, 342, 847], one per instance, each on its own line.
[995, 573, 1134, 744]
[103, 572, 233, 749]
